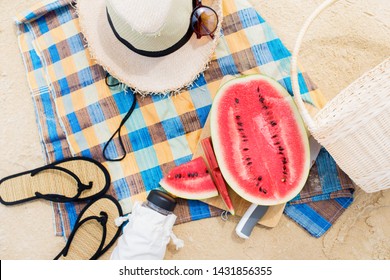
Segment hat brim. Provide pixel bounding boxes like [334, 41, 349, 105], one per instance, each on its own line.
[78, 0, 223, 94]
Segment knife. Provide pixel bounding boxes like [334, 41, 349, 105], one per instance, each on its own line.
[235, 135, 322, 239]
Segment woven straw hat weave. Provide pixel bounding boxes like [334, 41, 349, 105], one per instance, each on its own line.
[77, 0, 223, 94]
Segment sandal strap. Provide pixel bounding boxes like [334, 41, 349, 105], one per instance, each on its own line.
[54, 211, 108, 260]
[31, 164, 93, 202]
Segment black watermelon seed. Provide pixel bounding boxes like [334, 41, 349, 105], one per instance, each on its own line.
[274, 141, 280, 145]
[279, 146, 284, 151]
[246, 157, 251, 161]
[243, 148, 249, 151]
[270, 121, 277, 126]
[282, 158, 287, 164]
[237, 122, 243, 126]
[243, 139, 248, 142]
[258, 176, 262, 181]
[272, 135, 278, 138]
[247, 162, 252, 166]
[235, 98, 239, 104]
[259, 97, 265, 103]
[235, 115, 240, 119]
[262, 189, 267, 194]
[263, 105, 268, 109]
[257, 86, 260, 93]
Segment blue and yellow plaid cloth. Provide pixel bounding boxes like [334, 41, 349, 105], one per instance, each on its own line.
[15, 0, 354, 238]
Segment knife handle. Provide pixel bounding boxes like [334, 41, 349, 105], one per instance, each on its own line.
[235, 204, 269, 239]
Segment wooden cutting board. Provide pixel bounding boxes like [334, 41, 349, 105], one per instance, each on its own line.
[192, 76, 285, 228]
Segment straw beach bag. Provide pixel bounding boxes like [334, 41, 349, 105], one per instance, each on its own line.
[291, 0, 390, 193]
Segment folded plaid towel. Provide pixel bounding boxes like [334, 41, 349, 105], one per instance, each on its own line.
[15, 0, 354, 238]
[285, 148, 355, 237]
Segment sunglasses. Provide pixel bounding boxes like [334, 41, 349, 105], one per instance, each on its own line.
[190, 0, 219, 39]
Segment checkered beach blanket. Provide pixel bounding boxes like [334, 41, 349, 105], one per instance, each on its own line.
[15, 0, 354, 238]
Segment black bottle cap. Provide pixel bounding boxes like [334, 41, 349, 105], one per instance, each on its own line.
[147, 190, 177, 212]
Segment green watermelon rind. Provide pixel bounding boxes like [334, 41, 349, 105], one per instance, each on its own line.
[210, 74, 310, 206]
[159, 180, 218, 200]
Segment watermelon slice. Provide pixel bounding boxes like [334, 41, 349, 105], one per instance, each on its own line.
[201, 137, 235, 215]
[210, 74, 310, 206]
[159, 157, 218, 199]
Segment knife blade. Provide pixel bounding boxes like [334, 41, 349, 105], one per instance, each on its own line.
[235, 135, 322, 239]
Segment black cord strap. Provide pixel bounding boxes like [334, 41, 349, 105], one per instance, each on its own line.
[31, 165, 93, 202]
[105, 73, 120, 87]
[105, 0, 196, 58]
[54, 211, 108, 260]
[103, 74, 137, 162]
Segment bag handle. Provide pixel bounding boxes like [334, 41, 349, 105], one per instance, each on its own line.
[291, 0, 339, 131]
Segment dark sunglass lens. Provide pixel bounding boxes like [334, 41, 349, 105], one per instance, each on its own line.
[191, 7, 218, 36]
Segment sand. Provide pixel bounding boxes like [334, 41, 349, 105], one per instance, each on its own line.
[0, 0, 389, 260]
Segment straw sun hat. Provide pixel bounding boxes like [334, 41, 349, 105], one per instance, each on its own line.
[78, 0, 223, 94]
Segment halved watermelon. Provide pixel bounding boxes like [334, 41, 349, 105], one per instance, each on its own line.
[159, 157, 218, 199]
[210, 74, 310, 206]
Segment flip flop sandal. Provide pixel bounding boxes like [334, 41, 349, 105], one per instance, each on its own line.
[0, 157, 110, 205]
[54, 195, 123, 260]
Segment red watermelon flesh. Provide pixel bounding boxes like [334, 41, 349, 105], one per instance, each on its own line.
[201, 137, 235, 215]
[210, 74, 310, 206]
[159, 157, 218, 200]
